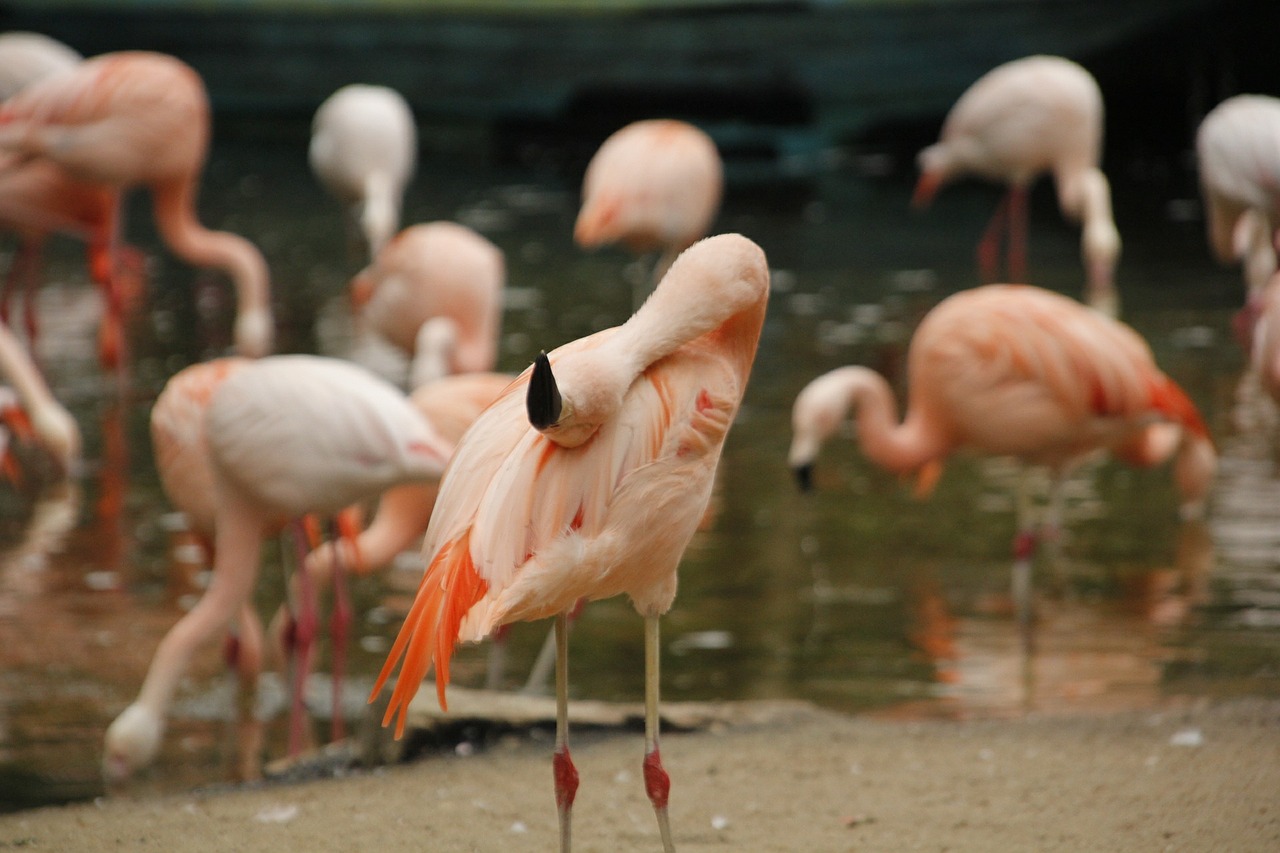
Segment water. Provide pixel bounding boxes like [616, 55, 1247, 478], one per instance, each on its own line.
[1, 120, 1278, 812]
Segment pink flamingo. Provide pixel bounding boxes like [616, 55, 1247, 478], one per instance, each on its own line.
[788, 283, 1216, 633]
[0, 316, 79, 477]
[1196, 94, 1280, 324]
[0, 32, 139, 369]
[350, 221, 504, 387]
[371, 233, 768, 853]
[309, 84, 417, 261]
[102, 355, 453, 784]
[575, 118, 723, 304]
[913, 56, 1121, 316]
[0, 50, 274, 357]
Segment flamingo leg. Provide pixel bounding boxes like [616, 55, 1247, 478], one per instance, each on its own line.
[976, 192, 1010, 283]
[1011, 471, 1038, 652]
[328, 518, 353, 743]
[287, 520, 319, 757]
[225, 602, 265, 782]
[484, 624, 511, 691]
[1006, 185, 1030, 284]
[643, 614, 675, 853]
[523, 598, 585, 696]
[553, 611, 579, 853]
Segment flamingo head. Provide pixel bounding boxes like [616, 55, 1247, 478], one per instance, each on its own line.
[102, 704, 164, 785]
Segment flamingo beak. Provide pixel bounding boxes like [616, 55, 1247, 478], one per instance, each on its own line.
[792, 463, 815, 493]
[527, 351, 562, 430]
[911, 171, 942, 210]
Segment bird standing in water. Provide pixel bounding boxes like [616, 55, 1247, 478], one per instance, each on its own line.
[575, 119, 723, 306]
[0, 50, 274, 357]
[309, 84, 417, 261]
[103, 355, 453, 784]
[913, 56, 1121, 316]
[788, 283, 1216, 635]
[371, 233, 770, 852]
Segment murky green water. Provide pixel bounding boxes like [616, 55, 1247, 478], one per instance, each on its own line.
[0, 120, 1277, 811]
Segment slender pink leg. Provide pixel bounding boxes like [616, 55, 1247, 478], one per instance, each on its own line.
[223, 603, 265, 781]
[1006, 185, 1030, 284]
[976, 192, 1011, 283]
[643, 615, 675, 852]
[553, 612, 579, 853]
[287, 520, 319, 756]
[327, 516, 354, 742]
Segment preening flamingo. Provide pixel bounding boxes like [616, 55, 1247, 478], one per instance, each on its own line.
[1195, 94, 1280, 306]
[0, 50, 274, 357]
[371, 233, 769, 853]
[788, 283, 1216, 631]
[575, 118, 723, 304]
[309, 84, 417, 261]
[0, 316, 79, 476]
[350, 221, 504, 388]
[913, 56, 1121, 316]
[102, 355, 453, 784]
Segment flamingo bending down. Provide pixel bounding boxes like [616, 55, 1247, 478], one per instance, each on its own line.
[309, 84, 417, 261]
[575, 119, 723, 305]
[0, 50, 274, 357]
[0, 317, 79, 477]
[788, 284, 1217, 631]
[351, 221, 504, 387]
[1195, 94, 1280, 304]
[913, 56, 1121, 316]
[371, 233, 769, 852]
[102, 355, 453, 784]
[0, 33, 139, 370]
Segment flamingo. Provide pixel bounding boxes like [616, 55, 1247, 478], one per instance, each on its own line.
[102, 355, 454, 784]
[0, 316, 79, 477]
[350, 221, 504, 388]
[370, 233, 768, 853]
[788, 283, 1216, 634]
[0, 50, 274, 357]
[309, 84, 417, 261]
[913, 56, 1121, 316]
[0, 32, 138, 370]
[575, 118, 723, 305]
[1195, 94, 1280, 315]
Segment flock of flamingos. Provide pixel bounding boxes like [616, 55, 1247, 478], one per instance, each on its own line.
[0, 29, 1276, 853]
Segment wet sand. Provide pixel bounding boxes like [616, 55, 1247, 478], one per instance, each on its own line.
[2, 696, 1277, 852]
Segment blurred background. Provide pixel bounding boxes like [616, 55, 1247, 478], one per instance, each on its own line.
[1, 0, 1278, 815]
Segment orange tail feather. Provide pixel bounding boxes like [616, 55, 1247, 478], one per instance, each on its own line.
[370, 529, 489, 739]
[1148, 375, 1210, 441]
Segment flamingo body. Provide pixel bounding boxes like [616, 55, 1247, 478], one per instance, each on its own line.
[309, 84, 417, 259]
[914, 56, 1120, 314]
[575, 119, 723, 288]
[0, 32, 81, 98]
[0, 50, 273, 356]
[352, 221, 504, 385]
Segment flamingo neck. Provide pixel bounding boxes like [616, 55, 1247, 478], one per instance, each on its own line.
[150, 180, 272, 319]
[838, 367, 949, 475]
[360, 172, 400, 259]
[357, 482, 438, 571]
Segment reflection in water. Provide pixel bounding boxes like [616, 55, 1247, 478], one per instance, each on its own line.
[0, 130, 1278, 810]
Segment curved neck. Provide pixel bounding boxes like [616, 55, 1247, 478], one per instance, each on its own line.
[150, 180, 271, 317]
[360, 172, 400, 259]
[0, 320, 56, 418]
[358, 482, 437, 571]
[837, 367, 948, 474]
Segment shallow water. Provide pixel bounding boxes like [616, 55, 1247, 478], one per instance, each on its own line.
[0, 121, 1277, 811]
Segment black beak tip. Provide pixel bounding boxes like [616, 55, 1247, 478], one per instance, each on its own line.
[793, 463, 815, 493]
[526, 350, 562, 430]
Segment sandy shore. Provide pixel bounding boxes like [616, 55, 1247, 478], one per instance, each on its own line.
[2, 697, 1277, 852]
